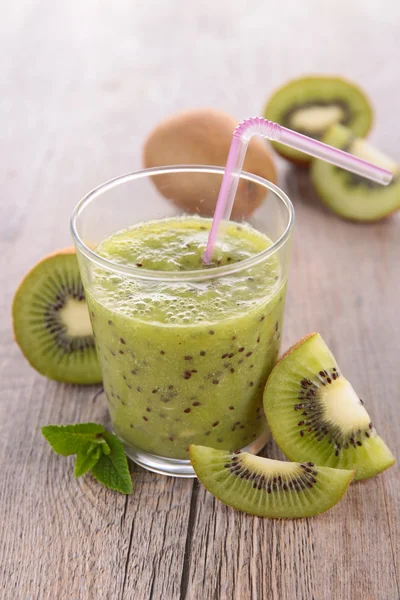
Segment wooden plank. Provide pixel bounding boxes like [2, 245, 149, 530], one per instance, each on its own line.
[119, 475, 194, 600]
[0, 1, 399, 599]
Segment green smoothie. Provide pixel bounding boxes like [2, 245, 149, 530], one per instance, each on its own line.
[87, 216, 285, 459]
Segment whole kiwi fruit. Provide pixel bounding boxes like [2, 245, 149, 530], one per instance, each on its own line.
[143, 108, 277, 219]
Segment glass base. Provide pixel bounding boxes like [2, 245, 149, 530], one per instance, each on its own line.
[119, 429, 271, 478]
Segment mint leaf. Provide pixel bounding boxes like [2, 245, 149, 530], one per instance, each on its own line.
[91, 431, 132, 494]
[41, 423, 132, 495]
[74, 446, 102, 477]
[41, 423, 105, 456]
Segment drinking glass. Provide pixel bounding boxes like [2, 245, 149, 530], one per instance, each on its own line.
[71, 166, 294, 477]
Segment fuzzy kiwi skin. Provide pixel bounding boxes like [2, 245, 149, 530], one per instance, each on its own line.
[12, 248, 102, 385]
[143, 108, 277, 219]
[189, 444, 354, 519]
[263, 333, 395, 481]
[263, 75, 374, 167]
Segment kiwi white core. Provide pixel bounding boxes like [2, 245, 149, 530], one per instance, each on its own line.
[291, 106, 344, 133]
[242, 453, 299, 475]
[60, 298, 93, 337]
[322, 378, 370, 433]
[350, 139, 398, 174]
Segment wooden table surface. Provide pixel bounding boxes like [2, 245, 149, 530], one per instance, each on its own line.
[1, 2, 399, 599]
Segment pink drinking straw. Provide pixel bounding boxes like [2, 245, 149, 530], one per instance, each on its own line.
[203, 117, 393, 263]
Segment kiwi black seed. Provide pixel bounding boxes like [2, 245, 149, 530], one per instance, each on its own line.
[190, 445, 353, 518]
[264, 333, 395, 481]
[263, 75, 373, 165]
[12, 249, 102, 384]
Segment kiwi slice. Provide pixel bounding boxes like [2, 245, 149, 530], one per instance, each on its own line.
[12, 249, 102, 385]
[311, 124, 400, 221]
[263, 76, 373, 165]
[190, 445, 353, 518]
[264, 333, 395, 481]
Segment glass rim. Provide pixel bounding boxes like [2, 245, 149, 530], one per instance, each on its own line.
[70, 165, 294, 282]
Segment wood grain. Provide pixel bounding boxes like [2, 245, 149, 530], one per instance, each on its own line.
[1, 1, 399, 599]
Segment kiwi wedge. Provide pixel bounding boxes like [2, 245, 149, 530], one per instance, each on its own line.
[143, 108, 277, 219]
[264, 334, 395, 481]
[12, 249, 102, 385]
[311, 124, 400, 221]
[263, 76, 373, 165]
[190, 445, 353, 518]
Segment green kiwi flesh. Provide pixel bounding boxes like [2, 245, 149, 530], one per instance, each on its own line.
[189, 444, 353, 518]
[311, 124, 400, 221]
[12, 250, 102, 385]
[263, 334, 395, 481]
[263, 76, 373, 165]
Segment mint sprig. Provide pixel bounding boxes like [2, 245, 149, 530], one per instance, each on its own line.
[41, 423, 133, 494]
